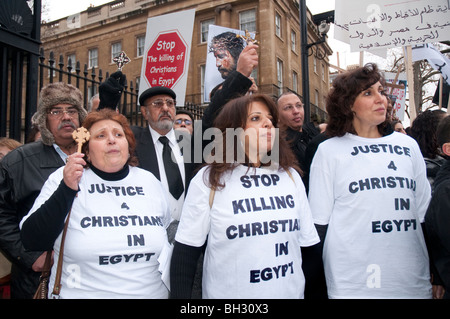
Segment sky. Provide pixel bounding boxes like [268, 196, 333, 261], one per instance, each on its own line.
[42, 0, 363, 69]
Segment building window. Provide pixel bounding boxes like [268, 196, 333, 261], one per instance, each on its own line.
[277, 58, 283, 95]
[88, 85, 98, 100]
[315, 89, 319, 106]
[135, 77, 140, 91]
[292, 71, 298, 93]
[111, 42, 122, 63]
[87, 8, 101, 18]
[250, 69, 258, 84]
[322, 64, 326, 81]
[313, 56, 317, 74]
[201, 65, 206, 103]
[137, 36, 145, 57]
[88, 48, 98, 69]
[240, 9, 256, 32]
[200, 18, 214, 43]
[110, 1, 125, 10]
[291, 30, 297, 52]
[275, 13, 281, 38]
[67, 53, 76, 72]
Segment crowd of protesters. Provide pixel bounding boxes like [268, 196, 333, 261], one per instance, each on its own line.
[0, 31, 449, 299]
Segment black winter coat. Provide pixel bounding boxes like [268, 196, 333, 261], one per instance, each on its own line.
[425, 159, 450, 298]
[0, 141, 64, 298]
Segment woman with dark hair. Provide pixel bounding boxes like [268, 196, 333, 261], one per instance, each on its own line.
[309, 63, 432, 298]
[20, 109, 171, 298]
[410, 109, 448, 190]
[171, 94, 319, 299]
[391, 120, 407, 134]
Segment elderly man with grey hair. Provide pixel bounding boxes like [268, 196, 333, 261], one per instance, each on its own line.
[0, 82, 86, 298]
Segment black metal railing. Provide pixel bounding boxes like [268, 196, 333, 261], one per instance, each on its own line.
[39, 49, 207, 126]
[38, 49, 205, 128]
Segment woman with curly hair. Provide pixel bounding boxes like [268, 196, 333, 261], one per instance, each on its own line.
[309, 63, 432, 298]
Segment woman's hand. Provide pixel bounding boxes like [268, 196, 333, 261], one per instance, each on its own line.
[32, 251, 54, 272]
[63, 153, 86, 190]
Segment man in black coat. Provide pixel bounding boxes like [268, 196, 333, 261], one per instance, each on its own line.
[132, 87, 196, 230]
[425, 115, 450, 299]
[0, 82, 86, 298]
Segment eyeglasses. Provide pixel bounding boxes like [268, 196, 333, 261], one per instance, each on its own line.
[148, 98, 176, 108]
[48, 109, 78, 118]
[174, 119, 192, 125]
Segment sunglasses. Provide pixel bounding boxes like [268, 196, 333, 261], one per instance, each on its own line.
[174, 119, 192, 125]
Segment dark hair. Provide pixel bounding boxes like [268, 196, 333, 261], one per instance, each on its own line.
[81, 109, 138, 167]
[176, 109, 194, 120]
[326, 63, 389, 137]
[206, 93, 299, 190]
[436, 115, 450, 149]
[209, 31, 245, 65]
[410, 109, 447, 158]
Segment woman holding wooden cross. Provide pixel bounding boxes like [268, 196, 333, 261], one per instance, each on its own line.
[20, 109, 171, 298]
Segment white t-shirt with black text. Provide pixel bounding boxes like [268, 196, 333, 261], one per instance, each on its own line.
[23, 166, 171, 299]
[309, 132, 432, 299]
[176, 164, 319, 299]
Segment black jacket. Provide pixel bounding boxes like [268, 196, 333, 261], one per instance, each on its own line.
[425, 159, 450, 298]
[131, 127, 196, 194]
[0, 141, 65, 298]
[202, 70, 253, 131]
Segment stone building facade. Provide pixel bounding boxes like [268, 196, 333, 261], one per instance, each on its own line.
[41, 0, 332, 116]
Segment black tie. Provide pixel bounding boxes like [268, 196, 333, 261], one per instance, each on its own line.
[159, 136, 184, 199]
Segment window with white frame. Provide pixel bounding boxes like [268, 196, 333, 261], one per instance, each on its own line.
[201, 19, 215, 43]
[88, 86, 98, 100]
[277, 58, 283, 95]
[67, 53, 76, 72]
[313, 56, 318, 74]
[292, 71, 298, 93]
[111, 42, 122, 63]
[88, 48, 98, 69]
[275, 13, 281, 38]
[137, 36, 145, 57]
[135, 77, 140, 91]
[250, 69, 258, 83]
[291, 30, 297, 52]
[200, 65, 206, 103]
[240, 9, 256, 32]
[315, 89, 319, 106]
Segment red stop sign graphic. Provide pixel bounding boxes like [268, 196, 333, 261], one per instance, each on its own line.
[144, 30, 188, 89]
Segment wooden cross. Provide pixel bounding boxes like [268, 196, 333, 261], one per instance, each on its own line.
[113, 51, 131, 71]
[72, 127, 90, 153]
[236, 30, 258, 45]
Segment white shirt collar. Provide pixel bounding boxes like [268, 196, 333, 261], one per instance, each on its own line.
[53, 144, 68, 162]
[148, 125, 177, 146]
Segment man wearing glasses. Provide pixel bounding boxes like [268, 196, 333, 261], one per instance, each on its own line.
[0, 82, 87, 298]
[173, 110, 194, 135]
[133, 87, 195, 231]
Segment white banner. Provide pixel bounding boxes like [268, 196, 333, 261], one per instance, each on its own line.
[138, 9, 195, 106]
[412, 43, 450, 85]
[335, 0, 450, 52]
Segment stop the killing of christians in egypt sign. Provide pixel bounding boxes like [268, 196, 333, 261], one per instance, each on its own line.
[139, 9, 195, 106]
